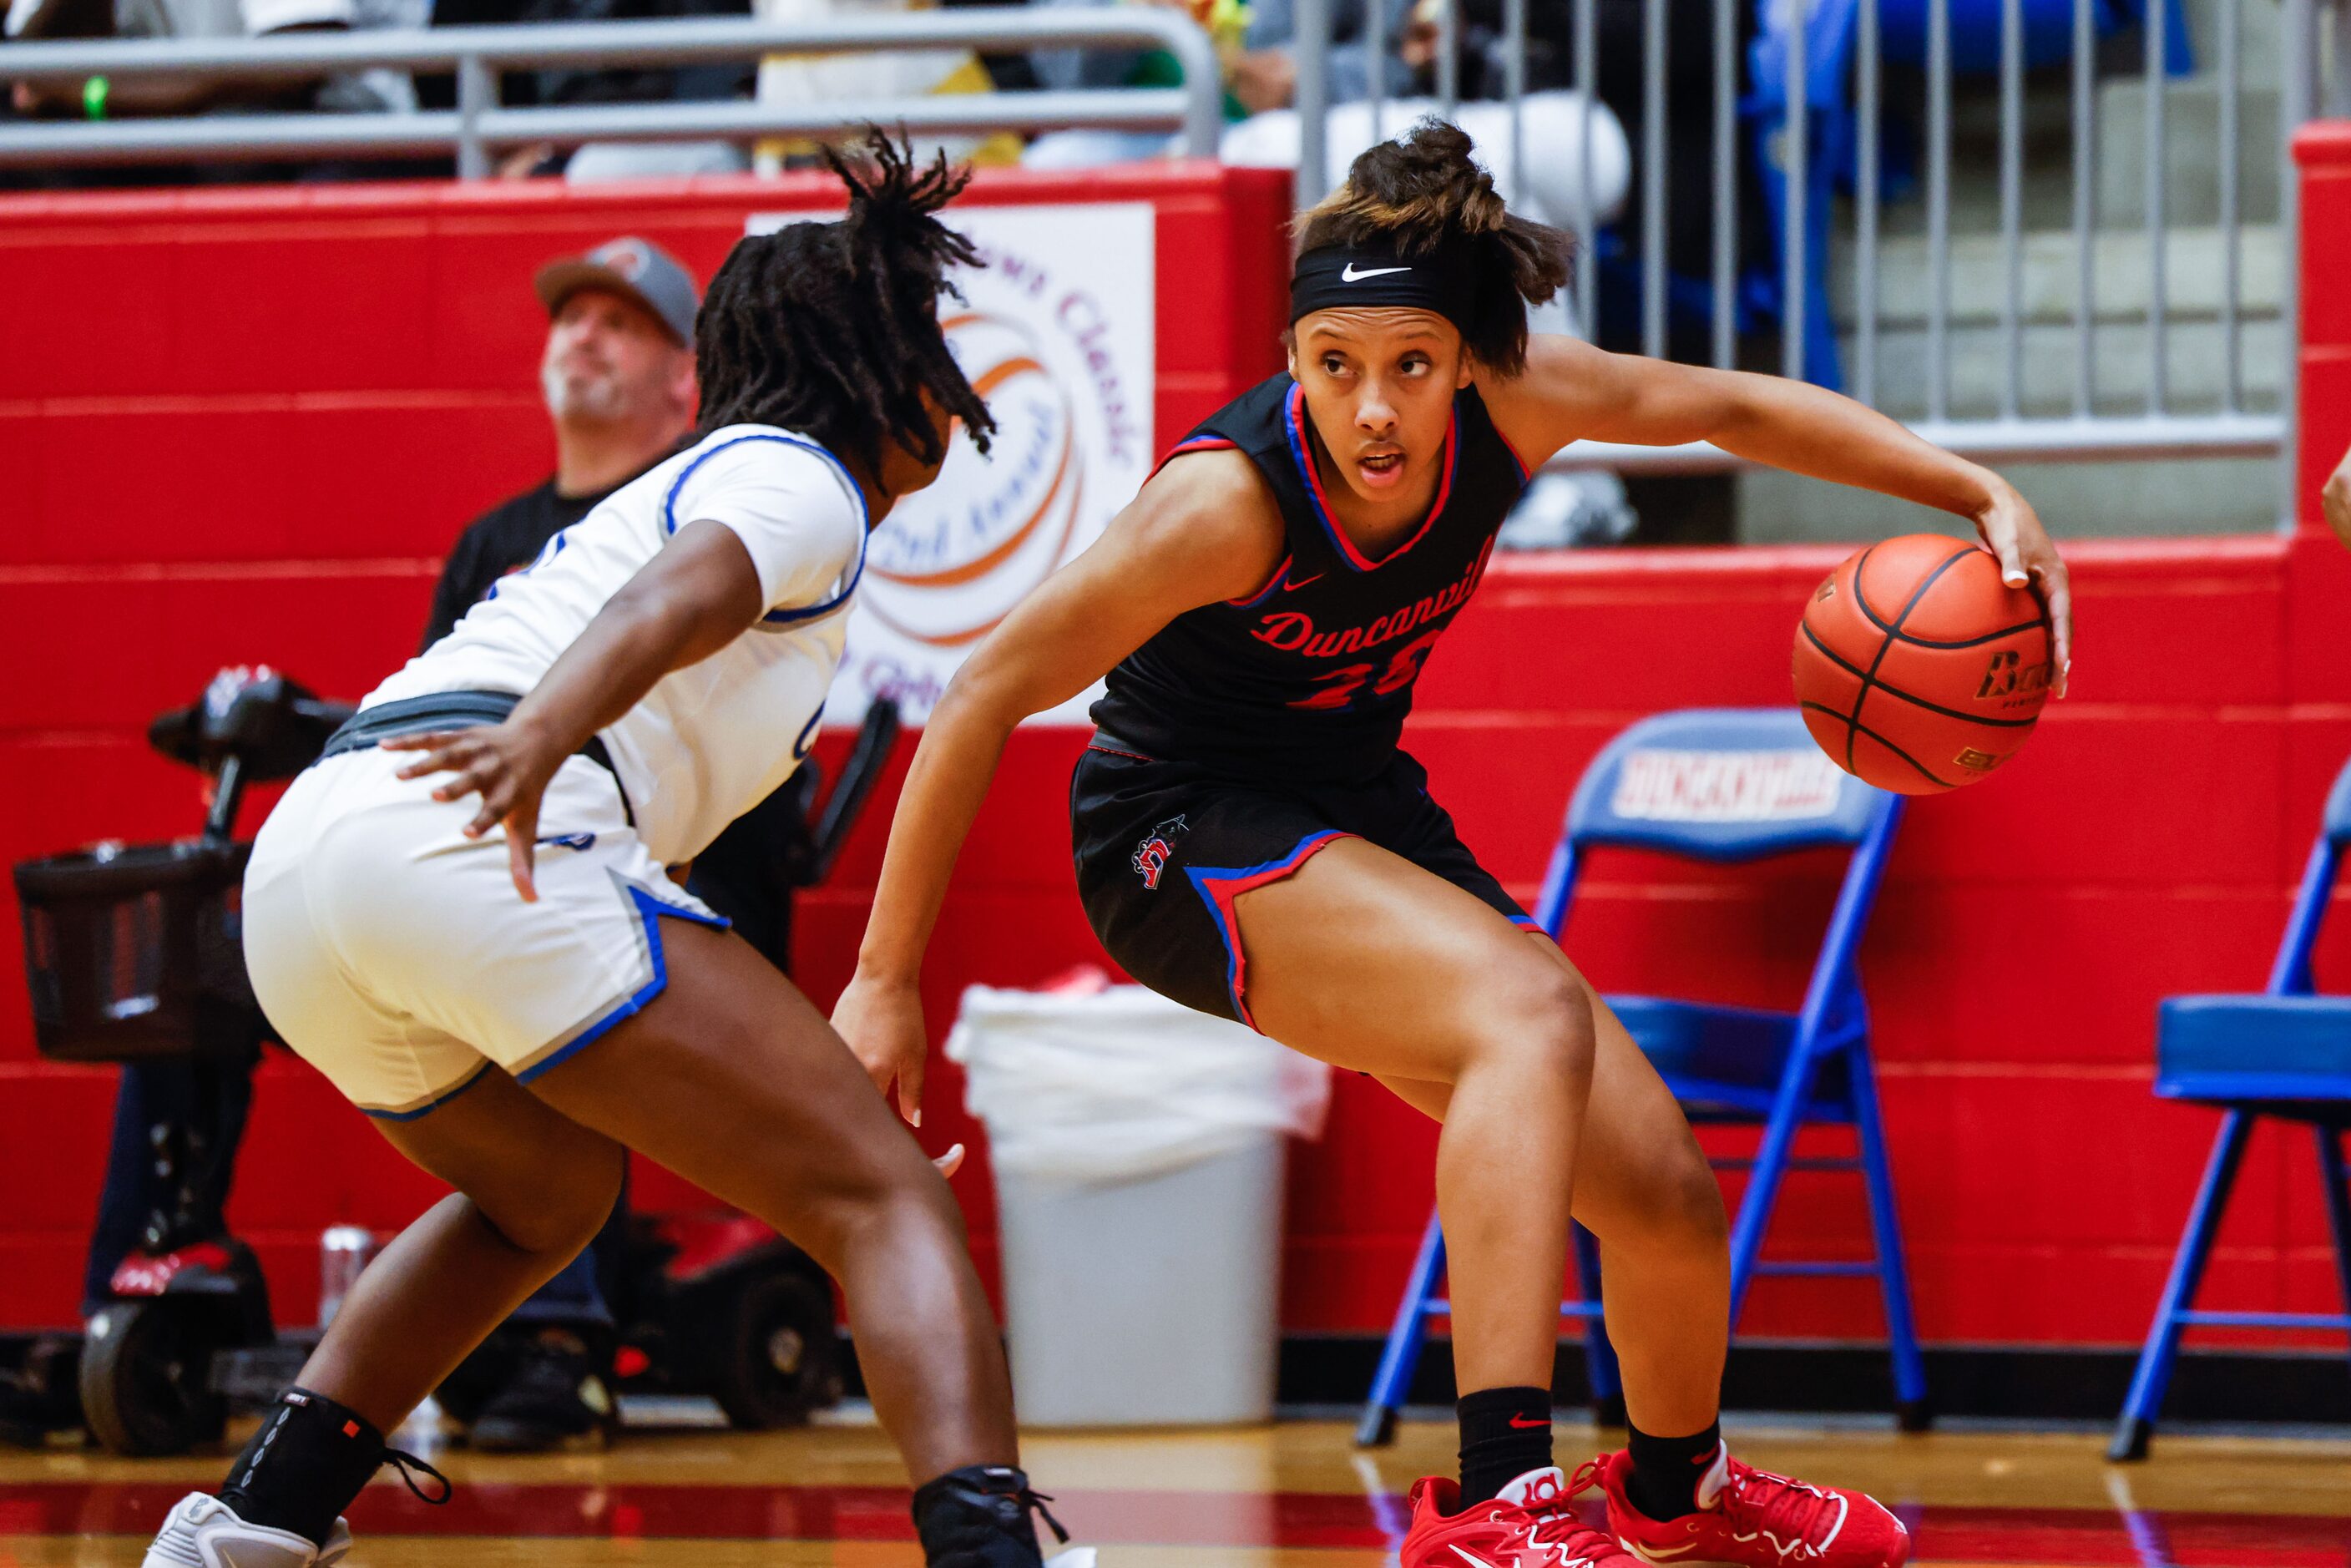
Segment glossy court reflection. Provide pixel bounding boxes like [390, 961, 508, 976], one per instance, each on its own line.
[3, 1423, 2348, 1565]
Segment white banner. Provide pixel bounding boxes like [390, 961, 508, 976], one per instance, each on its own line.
[747, 201, 1158, 725]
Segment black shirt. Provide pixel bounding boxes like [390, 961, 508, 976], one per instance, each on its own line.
[1090, 373, 1530, 787]
[420, 474, 640, 654]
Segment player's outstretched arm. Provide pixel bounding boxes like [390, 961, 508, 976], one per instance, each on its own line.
[1482, 335, 2072, 691]
[835, 453, 1283, 1125]
[383, 518, 770, 901]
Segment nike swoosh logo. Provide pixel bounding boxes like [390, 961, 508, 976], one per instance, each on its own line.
[1342, 263, 1413, 281]
[1281, 573, 1326, 592]
[1508, 1414, 1550, 1429]
[1449, 1547, 1499, 1568]
[1620, 1539, 1699, 1561]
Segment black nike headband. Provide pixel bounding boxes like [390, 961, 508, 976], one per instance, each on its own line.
[1289, 240, 1482, 337]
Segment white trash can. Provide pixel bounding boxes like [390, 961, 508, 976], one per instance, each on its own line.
[946, 982, 1330, 1428]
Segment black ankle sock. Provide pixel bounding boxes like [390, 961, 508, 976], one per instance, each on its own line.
[1625, 1419, 1724, 1521]
[913, 1464, 1065, 1567]
[1456, 1385, 1553, 1508]
[216, 1388, 392, 1549]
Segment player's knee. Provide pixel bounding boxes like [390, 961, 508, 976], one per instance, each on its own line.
[1606, 1133, 1727, 1256]
[800, 1160, 967, 1272]
[476, 1141, 624, 1260]
[1656, 1139, 1729, 1250]
[1471, 961, 1595, 1091]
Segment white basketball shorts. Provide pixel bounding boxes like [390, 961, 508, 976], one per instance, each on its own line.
[242, 744, 726, 1120]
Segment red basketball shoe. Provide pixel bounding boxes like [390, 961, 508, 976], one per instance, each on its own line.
[1399, 1465, 1640, 1568]
[1589, 1448, 1910, 1568]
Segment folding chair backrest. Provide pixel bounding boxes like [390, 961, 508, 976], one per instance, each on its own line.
[2266, 751, 2351, 995]
[2327, 754, 2351, 845]
[1565, 709, 1888, 864]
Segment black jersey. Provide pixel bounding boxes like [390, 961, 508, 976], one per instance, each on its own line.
[1090, 373, 1531, 785]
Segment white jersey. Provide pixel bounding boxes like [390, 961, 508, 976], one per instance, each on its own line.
[367, 423, 866, 865]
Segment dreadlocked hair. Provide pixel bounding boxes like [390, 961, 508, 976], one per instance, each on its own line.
[695, 128, 995, 478]
[1294, 119, 1571, 377]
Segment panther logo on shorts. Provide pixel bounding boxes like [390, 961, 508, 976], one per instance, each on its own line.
[1131, 815, 1190, 890]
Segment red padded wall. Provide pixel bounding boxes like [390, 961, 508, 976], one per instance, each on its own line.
[3, 159, 2348, 1357]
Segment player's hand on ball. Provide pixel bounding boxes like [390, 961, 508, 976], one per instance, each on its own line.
[382, 720, 566, 903]
[1972, 482, 2072, 697]
[832, 972, 930, 1128]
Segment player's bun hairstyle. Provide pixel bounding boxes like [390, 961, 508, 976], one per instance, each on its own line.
[1294, 119, 1571, 377]
[695, 127, 996, 478]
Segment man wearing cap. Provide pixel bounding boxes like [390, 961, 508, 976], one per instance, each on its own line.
[409, 236, 700, 1454]
[420, 236, 701, 648]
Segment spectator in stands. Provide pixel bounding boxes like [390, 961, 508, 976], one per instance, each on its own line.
[747, 0, 1023, 176]
[7, 0, 248, 117]
[7, 0, 417, 113]
[6, 0, 423, 185]
[427, 0, 757, 179]
[1024, 0, 1405, 168]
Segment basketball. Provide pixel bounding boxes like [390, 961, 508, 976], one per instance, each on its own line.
[1792, 534, 2053, 795]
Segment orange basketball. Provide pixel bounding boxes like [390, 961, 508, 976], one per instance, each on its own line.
[1792, 534, 2053, 795]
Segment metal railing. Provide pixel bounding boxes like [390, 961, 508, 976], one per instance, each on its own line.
[1289, 0, 2340, 489]
[0, 10, 1223, 175]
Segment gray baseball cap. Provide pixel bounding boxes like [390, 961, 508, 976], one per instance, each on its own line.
[534, 235, 700, 346]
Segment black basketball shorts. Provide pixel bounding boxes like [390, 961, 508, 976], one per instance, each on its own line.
[1069, 733, 1539, 1030]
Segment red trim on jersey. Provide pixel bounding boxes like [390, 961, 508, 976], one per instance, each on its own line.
[1149, 435, 1240, 483]
[1494, 423, 1534, 486]
[1283, 382, 1460, 572]
[1188, 830, 1356, 1030]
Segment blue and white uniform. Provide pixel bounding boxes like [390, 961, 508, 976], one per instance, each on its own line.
[243, 425, 866, 1120]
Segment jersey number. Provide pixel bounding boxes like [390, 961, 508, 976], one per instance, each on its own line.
[1289, 629, 1443, 711]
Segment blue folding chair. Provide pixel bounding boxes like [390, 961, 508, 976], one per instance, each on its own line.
[2108, 756, 2351, 1461]
[1356, 709, 1929, 1447]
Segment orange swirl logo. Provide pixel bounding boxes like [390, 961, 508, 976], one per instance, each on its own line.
[860, 311, 1086, 650]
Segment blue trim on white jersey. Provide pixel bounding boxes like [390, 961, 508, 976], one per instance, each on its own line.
[513, 884, 732, 1087]
[361, 1061, 493, 1123]
[661, 431, 869, 628]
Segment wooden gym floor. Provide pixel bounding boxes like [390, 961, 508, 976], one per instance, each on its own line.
[3, 1414, 2348, 1565]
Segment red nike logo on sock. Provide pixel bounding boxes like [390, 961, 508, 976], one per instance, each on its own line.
[1508, 1414, 1550, 1429]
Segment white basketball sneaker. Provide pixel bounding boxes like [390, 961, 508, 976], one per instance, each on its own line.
[141, 1492, 353, 1568]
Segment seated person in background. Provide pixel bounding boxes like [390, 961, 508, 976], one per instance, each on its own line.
[427, 0, 755, 180]
[750, 0, 1023, 175]
[8, 0, 416, 112]
[7, 0, 421, 187]
[1024, 0, 1396, 169]
[422, 236, 701, 652]
[8, 0, 246, 118]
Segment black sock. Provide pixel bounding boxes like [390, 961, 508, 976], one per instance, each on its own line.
[913, 1464, 1059, 1567]
[215, 1388, 390, 1549]
[1456, 1385, 1553, 1508]
[1625, 1419, 1724, 1521]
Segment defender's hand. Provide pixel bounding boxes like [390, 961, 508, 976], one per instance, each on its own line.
[1973, 484, 2073, 697]
[832, 971, 929, 1128]
[383, 720, 567, 903]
